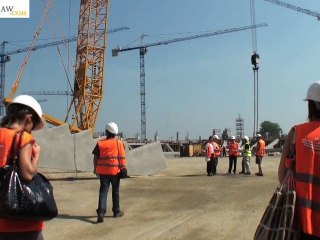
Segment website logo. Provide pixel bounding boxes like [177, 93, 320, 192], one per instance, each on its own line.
[0, 0, 29, 18]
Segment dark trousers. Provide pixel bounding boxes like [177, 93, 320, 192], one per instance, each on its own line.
[0, 231, 43, 240]
[207, 157, 216, 175]
[228, 155, 237, 173]
[97, 174, 121, 215]
[301, 232, 320, 240]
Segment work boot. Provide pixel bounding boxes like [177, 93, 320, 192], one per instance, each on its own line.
[97, 213, 104, 223]
[113, 210, 124, 218]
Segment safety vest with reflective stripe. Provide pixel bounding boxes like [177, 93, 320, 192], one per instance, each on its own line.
[95, 138, 126, 175]
[295, 122, 320, 237]
[228, 142, 239, 156]
[243, 143, 252, 157]
[206, 142, 213, 158]
[213, 142, 220, 157]
[255, 139, 265, 157]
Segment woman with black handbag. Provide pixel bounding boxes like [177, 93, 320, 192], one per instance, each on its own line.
[0, 95, 45, 240]
[279, 81, 320, 240]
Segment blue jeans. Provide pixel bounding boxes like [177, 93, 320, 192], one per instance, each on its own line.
[97, 174, 121, 215]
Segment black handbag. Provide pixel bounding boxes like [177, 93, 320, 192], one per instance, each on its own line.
[0, 131, 58, 221]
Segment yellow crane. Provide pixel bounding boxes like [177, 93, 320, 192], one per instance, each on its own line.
[5, 0, 109, 133]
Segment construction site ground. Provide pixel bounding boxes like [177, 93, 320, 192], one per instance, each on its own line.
[41, 155, 281, 240]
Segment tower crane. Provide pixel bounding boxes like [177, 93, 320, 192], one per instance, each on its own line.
[4, 0, 117, 134]
[112, 23, 268, 141]
[0, 26, 128, 115]
[264, 0, 320, 20]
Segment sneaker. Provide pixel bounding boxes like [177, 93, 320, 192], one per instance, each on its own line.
[239, 171, 244, 174]
[255, 173, 264, 177]
[244, 172, 251, 175]
[113, 210, 124, 218]
[97, 213, 104, 223]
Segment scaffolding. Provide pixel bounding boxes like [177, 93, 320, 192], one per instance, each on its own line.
[236, 114, 244, 139]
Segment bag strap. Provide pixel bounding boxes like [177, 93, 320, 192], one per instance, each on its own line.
[6, 131, 24, 166]
[115, 140, 124, 169]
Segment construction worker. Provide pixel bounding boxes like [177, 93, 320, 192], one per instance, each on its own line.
[0, 95, 45, 240]
[227, 136, 239, 174]
[241, 136, 252, 175]
[205, 136, 214, 176]
[278, 81, 320, 239]
[255, 133, 265, 176]
[93, 122, 126, 223]
[212, 135, 220, 175]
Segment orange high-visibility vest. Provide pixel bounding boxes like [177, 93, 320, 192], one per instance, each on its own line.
[95, 138, 126, 175]
[255, 139, 265, 157]
[206, 142, 213, 158]
[295, 122, 320, 237]
[213, 142, 220, 157]
[0, 128, 34, 167]
[228, 142, 238, 156]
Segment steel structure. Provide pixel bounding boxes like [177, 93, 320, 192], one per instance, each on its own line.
[0, 26, 127, 116]
[24, 90, 72, 96]
[264, 0, 320, 20]
[112, 23, 268, 141]
[65, 0, 109, 132]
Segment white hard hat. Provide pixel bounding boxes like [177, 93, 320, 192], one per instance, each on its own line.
[243, 136, 249, 141]
[213, 135, 219, 140]
[8, 95, 44, 130]
[256, 133, 261, 138]
[304, 81, 320, 102]
[230, 136, 235, 140]
[105, 122, 118, 134]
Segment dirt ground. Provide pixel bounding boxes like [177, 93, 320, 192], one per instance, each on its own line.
[40, 155, 282, 240]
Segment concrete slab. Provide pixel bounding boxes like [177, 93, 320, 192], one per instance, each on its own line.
[33, 126, 166, 176]
[126, 141, 166, 176]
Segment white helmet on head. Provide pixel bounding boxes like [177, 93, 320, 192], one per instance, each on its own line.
[256, 133, 261, 138]
[213, 135, 219, 140]
[230, 136, 236, 140]
[243, 136, 249, 141]
[8, 95, 44, 130]
[105, 122, 118, 134]
[304, 81, 320, 102]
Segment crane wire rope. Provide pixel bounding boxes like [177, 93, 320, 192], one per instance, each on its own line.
[40, 0, 74, 95]
[250, 0, 259, 135]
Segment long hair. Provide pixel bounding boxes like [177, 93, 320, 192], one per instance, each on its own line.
[0, 103, 40, 128]
[308, 100, 320, 122]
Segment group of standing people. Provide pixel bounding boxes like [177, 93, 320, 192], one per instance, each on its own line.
[205, 133, 266, 177]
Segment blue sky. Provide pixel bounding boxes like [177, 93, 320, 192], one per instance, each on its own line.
[1, 0, 320, 140]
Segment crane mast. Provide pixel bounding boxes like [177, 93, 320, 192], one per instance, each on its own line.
[66, 0, 109, 132]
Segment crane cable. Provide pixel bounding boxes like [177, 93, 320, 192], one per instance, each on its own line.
[250, 0, 258, 53]
[41, 0, 74, 96]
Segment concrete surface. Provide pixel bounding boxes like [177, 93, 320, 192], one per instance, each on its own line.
[40, 155, 280, 240]
[33, 125, 166, 175]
